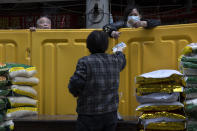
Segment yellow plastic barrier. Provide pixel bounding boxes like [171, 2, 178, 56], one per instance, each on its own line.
[31, 29, 106, 115]
[0, 30, 30, 64]
[1, 23, 197, 116]
[31, 24, 197, 116]
[118, 23, 197, 116]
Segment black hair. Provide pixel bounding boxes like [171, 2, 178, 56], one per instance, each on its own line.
[123, 5, 140, 22]
[86, 30, 109, 54]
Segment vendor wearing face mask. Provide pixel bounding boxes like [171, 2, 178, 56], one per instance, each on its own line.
[103, 6, 161, 39]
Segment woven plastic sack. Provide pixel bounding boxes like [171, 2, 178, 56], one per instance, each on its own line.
[136, 102, 184, 112]
[182, 68, 197, 76]
[140, 119, 186, 131]
[139, 129, 185, 131]
[135, 69, 183, 84]
[6, 63, 32, 69]
[6, 107, 38, 119]
[181, 61, 197, 69]
[0, 120, 14, 131]
[187, 120, 197, 131]
[7, 96, 37, 108]
[9, 67, 37, 78]
[0, 90, 10, 98]
[136, 85, 183, 96]
[139, 112, 186, 130]
[11, 85, 37, 99]
[0, 76, 10, 88]
[12, 77, 39, 86]
[0, 63, 9, 76]
[185, 98, 197, 112]
[139, 111, 186, 120]
[180, 55, 197, 63]
[0, 98, 7, 110]
[0, 87, 36, 99]
[184, 83, 197, 88]
[136, 92, 180, 104]
[181, 43, 197, 56]
[185, 110, 197, 120]
[184, 88, 197, 99]
[0, 113, 5, 123]
[183, 76, 197, 87]
[184, 99, 197, 119]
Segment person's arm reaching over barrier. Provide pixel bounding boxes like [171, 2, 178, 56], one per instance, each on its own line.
[103, 5, 161, 39]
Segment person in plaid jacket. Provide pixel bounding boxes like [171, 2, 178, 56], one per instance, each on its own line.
[68, 30, 126, 131]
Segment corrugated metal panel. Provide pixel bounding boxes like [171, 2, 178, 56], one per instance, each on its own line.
[0, 30, 30, 64]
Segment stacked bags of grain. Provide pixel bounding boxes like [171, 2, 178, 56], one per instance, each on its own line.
[5, 63, 38, 120]
[0, 63, 15, 131]
[135, 69, 186, 131]
[179, 43, 197, 131]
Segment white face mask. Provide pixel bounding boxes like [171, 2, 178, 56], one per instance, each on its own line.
[127, 16, 140, 27]
[127, 16, 140, 22]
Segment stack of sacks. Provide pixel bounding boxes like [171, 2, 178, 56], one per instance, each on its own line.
[5, 63, 39, 120]
[135, 69, 186, 131]
[0, 63, 14, 131]
[179, 43, 197, 131]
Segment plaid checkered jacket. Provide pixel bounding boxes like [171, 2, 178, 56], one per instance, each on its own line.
[68, 51, 126, 115]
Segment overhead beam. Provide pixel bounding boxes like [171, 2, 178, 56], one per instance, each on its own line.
[0, 0, 77, 3]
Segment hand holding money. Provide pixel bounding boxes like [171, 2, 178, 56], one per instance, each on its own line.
[112, 42, 126, 53]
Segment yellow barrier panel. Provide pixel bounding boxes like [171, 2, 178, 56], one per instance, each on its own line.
[31, 29, 117, 115]
[118, 23, 197, 116]
[1, 24, 197, 116]
[0, 30, 30, 64]
[31, 23, 197, 116]
[32, 29, 95, 115]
